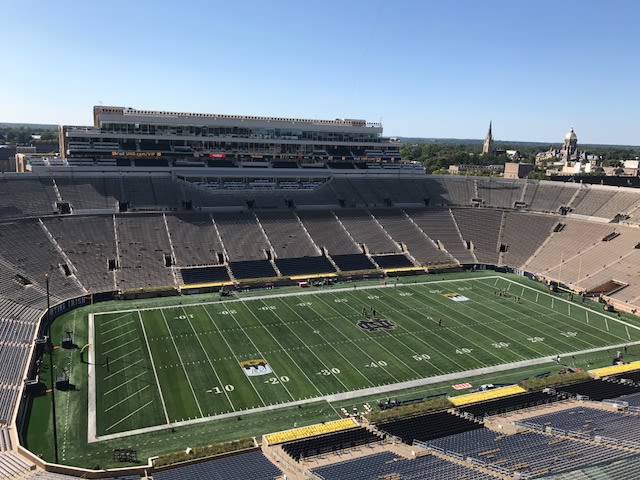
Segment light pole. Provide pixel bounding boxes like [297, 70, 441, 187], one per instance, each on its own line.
[46, 273, 59, 464]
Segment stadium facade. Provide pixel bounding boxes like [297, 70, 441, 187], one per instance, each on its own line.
[58, 106, 402, 167]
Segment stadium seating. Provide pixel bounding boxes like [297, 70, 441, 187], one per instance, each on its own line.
[312, 451, 495, 480]
[255, 211, 320, 258]
[297, 210, 361, 255]
[1, 172, 640, 479]
[424, 427, 636, 477]
[180, 266, 230, 285]
[522, 405, 640, 444]
[377, 411, 483, 443]
[451, 208, 502, 265]
[281, 427, 380, 461]
[114, 215, 175, 290]
[165, 213, 224, 266]
[405, 208, 476, 263]
[152, 449, 281, 480]
[214, 212, 271, 261]
[330, 253, 376, 272]
[334, 209, 400, 254]
[43, 216, 117, 292]
[229, 260, 277, 280]
[370, 208, 453, 265]
[555, 379, 640, 401]
[371, 254, 414, 269]
[274, 256, 335, 277]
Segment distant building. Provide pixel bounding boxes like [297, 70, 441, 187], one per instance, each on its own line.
[449, 164, 503, 175]
[482, 121, 494, 154]
[503, 162, 534, 179]
[560, 128, 579, 162]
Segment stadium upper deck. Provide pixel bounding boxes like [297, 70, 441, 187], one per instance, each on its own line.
[59, 106, 401, 166]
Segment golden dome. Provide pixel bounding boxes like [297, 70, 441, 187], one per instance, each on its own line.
[564, 128, 577, 141]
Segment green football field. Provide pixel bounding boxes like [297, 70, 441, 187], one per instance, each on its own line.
[89, 274, 640, 440]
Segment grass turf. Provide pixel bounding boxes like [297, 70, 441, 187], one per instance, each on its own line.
[24, 272, 640, 468]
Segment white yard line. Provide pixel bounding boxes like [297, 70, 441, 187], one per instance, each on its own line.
[139, 311, 170, 425]
[103, 371, 147, 396]
[91, 339, 640, 443]
[101, 328, 137, 345]
[102, 337, 138, 355]
[105, 385, 151, 412]
[313, 294, 403, 383]
[98, 275, 499, 315]
[110, 347, 142, 363]
[87, 314, 97, 443]
[101, 320, 134, 336]
[103, 358, 145, 381]
[278, 296, 372, 388]
[225, 302, 297, 402]
[200, 305, 267, 406]
[183, 308, 235, 411]
[160, 309, 204, 417]
[247, 299, 325, 396]
[105, 400, 154, 432]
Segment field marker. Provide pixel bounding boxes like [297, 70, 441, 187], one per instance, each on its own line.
[605, 317, 609, 332]
[139, 311, 171, 425]
[586, 311, 589, 324]
[626, 325, 631, 340]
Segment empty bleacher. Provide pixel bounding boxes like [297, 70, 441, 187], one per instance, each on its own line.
[0, 220, 84, 301]
[405, 208, 474, 264]
[229, 260, 277, 280]
[43, 216, 116, 292]
[334, 210, 399, 254]
[451, 208, 503, 265]
[330, 253, 376, 272]
[214, 212, 271, 261]
[425, 427, 636, 478]
[313, 451, 495, 480]
[274, 256, 335, 277]
[371, 254, 414, 270]
[114, 214, 175, 290]
[377, 411, 483, 444]
[370, 209, 453, 265]
[476, 177, 525, 209]
[180, 266, 230, 285]
[456, 390, 560, 418]
[256, 211, 319, 258]
[152, 449, 281, 480]
[166, 213, 223, 266]
[555, 379, 640, 401]
[297, 210, 360, 255]
[282, 427, 380, 461]
[499, 212, 558, 267]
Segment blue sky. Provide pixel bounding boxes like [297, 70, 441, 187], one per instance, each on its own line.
[2, 0, 638, 145]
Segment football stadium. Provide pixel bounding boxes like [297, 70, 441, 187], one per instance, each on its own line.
[2, 106, 640, 479]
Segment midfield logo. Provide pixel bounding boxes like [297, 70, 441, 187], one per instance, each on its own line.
[357, 319, 396, 332]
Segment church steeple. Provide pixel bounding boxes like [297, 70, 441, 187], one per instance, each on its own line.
[482, 121, 494, 154]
